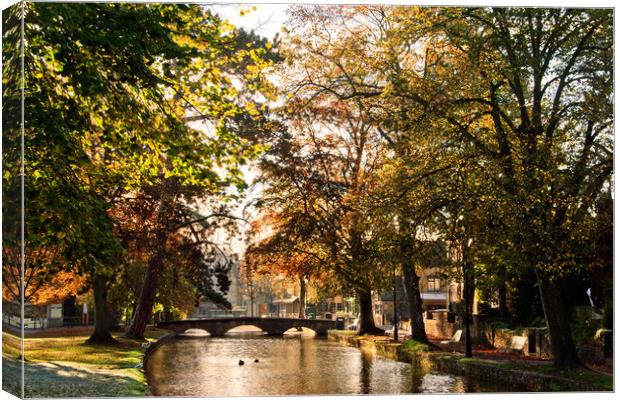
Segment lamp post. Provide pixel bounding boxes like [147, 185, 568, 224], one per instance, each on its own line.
[393, 264, 399, 341]
[463, 238, 473, 358]
[392, 215, 400, 341]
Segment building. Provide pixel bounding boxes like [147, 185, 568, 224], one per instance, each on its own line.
[2, 301, 64, 329]
[308, 295, 356, 320]
[191, 252, 246, 318]
[373, 264, 475, 329]
[273, 296, 300, 317]
[241, 273, 358, 321]
[225, 254, 244, 310]
[2, 270, 88, 330]
[194, 298, 233, 318]
[191, 251, 292, 318]
[419, 268, 461, 312]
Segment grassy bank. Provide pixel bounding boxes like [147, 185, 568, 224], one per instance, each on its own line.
[2, 327, 169, 397]
[400, 339, 612, 391]
[491, 361, 613, 391]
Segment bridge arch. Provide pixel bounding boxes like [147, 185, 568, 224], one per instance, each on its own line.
[156, 317, 337, 337]
[179, 328, 211, 337]
[283, 326, 317, 337]
[225, 325, 266, 336]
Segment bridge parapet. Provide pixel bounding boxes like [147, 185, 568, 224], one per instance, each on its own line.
[156, 317, 337, 337]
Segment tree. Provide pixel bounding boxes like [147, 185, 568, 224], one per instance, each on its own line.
[2, 243, 61, 304]
[17, 3, 274, 343]
[124, 183, 249, 339]
[275, 5, 472, 339]
[250, 100, 389, 333]
[107, 193, 234, 325]
[2, 3, 24, 312]
[379, 7, 613, 365]
[257, 6, 413, 335]
[274, 6, 612, 363]
[246, 211, 337, 319]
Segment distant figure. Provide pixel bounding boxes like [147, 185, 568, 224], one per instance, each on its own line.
[254, 359, 259, 363]
[82, 303, 89, 325]
[238, 360, 245, 366]
[586, 288, 595, 307]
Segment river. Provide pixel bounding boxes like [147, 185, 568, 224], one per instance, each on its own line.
[146, 333, 512, 396]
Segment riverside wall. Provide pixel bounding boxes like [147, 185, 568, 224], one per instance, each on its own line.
[327, 330, 607, 392]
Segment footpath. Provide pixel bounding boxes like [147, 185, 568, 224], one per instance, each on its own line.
[328, 330, 613, 392]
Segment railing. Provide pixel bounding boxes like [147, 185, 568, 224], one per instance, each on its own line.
[2, 314, 47, 329]
[2, 314, 96, 330]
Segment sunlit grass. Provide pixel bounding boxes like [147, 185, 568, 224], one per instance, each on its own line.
[1, 327, 171, 397]
[329, 329, 357, 336]
[495, 362, 613, 390]
[402, 339, 430, 353]
[2, 330, 21, 359]
[25, 337, 144, 368]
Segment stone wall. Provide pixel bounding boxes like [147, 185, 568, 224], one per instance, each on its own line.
[423, 312, 458, 338]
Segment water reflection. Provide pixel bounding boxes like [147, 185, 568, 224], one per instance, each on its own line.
[146, 337, 510, 396]
[359, 352, 371, 394]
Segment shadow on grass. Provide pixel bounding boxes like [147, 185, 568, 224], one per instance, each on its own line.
[2, 356, 22, 398]
[3, 356, 146, 397]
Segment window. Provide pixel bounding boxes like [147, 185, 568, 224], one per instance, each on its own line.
[427, 276, 442, 292]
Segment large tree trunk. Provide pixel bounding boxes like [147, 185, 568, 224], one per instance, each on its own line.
[400, 237, 431, 344]
[402, 264, 430, 344]
[125, 251, 165, 339]
[87, 274, 117, 344]
[536, 270, 581, 367]
[299, 275, 306, 319]
[357, 288, 384, 335]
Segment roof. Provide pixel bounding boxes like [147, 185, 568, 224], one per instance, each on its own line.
[421, 292, 448, 302]
[272, 296, 299, 305]
[199, 299, 229, 310]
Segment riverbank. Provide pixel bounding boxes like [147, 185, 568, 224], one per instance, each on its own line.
[328, 330, 612, 392]
[2, 327, 169, 397]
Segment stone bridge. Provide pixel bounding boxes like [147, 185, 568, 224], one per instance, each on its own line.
[156, 317, 338, 337]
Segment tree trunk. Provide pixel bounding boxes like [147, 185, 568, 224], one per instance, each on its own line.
[357, 288, 384, 335]
[87, 274, 117, 344]
[126, 194, 170, 340]
[536, 270, 581, 367]
[402, 263, 430, 344]
[125, 251, 165, 339]
[299, 275, 306, 319]
[498, 264, 508, 319]
[397, 219, 431, 344]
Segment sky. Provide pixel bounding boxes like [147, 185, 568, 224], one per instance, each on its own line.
[207, 4, 290, 41]
[194, 4, 289, 255]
